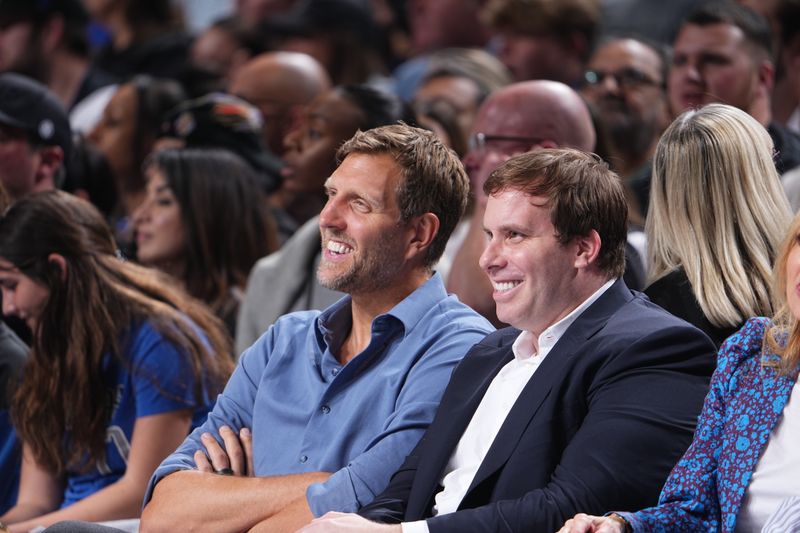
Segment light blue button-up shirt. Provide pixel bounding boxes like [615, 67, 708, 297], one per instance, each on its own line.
[145, 273, 494, 515]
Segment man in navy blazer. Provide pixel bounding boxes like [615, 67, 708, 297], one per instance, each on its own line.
[299, 149, 717, 533]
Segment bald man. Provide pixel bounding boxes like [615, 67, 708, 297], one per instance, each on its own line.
[446, 80, 596, 325]
[230, 51, 331, 157]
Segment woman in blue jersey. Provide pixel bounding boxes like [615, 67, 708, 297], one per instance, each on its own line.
[0, 191, 232, 532]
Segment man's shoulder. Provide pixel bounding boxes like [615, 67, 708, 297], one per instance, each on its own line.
[392, 274, 495, 339]
[604, 287, 710, 340]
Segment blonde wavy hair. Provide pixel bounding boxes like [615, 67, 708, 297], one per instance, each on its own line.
[765, 212, 800, 375]
[647, 104, 791, 328]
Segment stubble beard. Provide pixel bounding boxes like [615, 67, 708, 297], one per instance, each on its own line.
[317, 232, 405, 295]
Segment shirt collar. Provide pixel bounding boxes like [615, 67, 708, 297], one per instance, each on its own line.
[315, 272, 447, 345]
[512, 278, 616, 362]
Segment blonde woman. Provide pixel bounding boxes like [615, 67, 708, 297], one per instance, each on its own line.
[644, 104, 791, 347]
[559, 208, 800, 532]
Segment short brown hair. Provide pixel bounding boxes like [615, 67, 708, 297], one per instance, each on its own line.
[483, 0, 601, 61]
[484, 148, 627, 278]
[337, 123, 469, 269]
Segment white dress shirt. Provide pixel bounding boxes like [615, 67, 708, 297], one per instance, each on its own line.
[402, 279, 615, 533]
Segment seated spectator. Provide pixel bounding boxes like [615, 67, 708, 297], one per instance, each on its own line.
[482, 0, 601, 85]
[413, 47, 513, 158]
[0, 73, 72, 203]
[559, 208, 800, 532]
[235, 84, 411, 353]
[133, 148, 279, 337]
[87, 75, 185, 246]
[644, 104, 791, 347]
[668, 1, 800, 174]
[271, 84, 411, 239]
[580, 37, 671, 221]
[83, 0, 189, 82]
[392, 0, 491, 101]
[0, 191, 232, 531]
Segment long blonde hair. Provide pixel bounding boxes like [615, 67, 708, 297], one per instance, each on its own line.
[765, 212, 800, 375]
[647, 104, 791, 328]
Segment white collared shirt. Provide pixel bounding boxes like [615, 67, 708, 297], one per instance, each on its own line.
[402, 279, 615, 533]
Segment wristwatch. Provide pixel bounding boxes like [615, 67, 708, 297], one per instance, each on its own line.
[608, 513, 633, 532]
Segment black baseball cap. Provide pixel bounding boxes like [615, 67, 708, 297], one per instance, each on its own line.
[159, 92, 283, 193]
[0, 72, 72, 157]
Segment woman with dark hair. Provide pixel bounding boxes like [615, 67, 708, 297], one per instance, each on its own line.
[133, 148, 279, 335]
[274, 83, 411, 238]
[88, 75, 185, 219]
[0, 191, 232, 531]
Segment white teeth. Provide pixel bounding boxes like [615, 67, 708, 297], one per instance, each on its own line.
[493, 281, 520, 292]
[327, 241, 353, 254]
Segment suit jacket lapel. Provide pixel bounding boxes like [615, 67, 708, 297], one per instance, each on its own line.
[408, 333, 517, 517]
[461, 280, 633, 499]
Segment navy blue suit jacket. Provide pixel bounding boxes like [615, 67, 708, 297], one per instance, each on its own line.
[359, 279, 717, 532]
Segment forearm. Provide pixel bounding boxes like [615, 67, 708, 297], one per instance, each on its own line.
[248, 496, 314, 533]
[141, 470, 330, 533]
[1, 502, 55, 529]
[5, 475, 145, 532]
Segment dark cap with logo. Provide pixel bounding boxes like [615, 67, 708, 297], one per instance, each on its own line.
[159, 92, 283, 193]
[0, 72, 72, 157]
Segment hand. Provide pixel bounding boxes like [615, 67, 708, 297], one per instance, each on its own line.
[194, 425, 254, 476]
[557, 513, 627, 533]
[296, 512, 401, 532]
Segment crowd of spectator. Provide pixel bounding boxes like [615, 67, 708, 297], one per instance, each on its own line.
[1, 0, 800, 532]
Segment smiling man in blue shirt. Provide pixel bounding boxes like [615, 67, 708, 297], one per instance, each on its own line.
[138, 124, 494, 533]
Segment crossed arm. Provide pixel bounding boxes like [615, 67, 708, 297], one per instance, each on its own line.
[140, 425, 330, 533]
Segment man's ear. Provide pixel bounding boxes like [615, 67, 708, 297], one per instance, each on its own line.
[573, 229, 602, 269]
[33, 146, 64, 192]
[405, 213, 440, 262]
[757, 59, 775, 93]
[47, 253, 68, 282]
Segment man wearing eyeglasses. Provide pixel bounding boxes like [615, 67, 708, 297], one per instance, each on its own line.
[581, 38, 671, 220]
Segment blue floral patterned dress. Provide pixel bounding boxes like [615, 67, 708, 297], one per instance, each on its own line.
[619, 317, 798, 532]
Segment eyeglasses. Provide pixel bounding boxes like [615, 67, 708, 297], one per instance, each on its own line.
[583, 68, 663, 90]
[468, 133, 546, 156]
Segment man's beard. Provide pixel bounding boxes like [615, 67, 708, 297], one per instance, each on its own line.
[317, 229, 406, 295]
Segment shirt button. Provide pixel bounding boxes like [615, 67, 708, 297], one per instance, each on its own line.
[331, 368, 339, 376]
[321, 405, 330, 414]
[300, 455, 308, 463]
